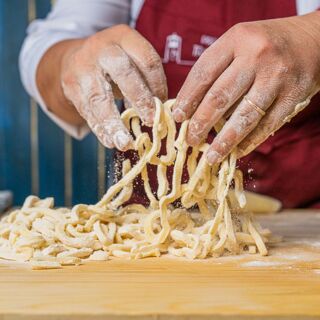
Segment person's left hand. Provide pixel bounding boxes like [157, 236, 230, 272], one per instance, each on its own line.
[173, 12, 320, 164]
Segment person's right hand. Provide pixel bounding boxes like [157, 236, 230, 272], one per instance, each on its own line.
[60, 24, 167, 151]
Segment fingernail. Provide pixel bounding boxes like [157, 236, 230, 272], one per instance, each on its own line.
[173, 108, 186, 122]
[114, 131, 133, 151]
[206, 150, 222, 165]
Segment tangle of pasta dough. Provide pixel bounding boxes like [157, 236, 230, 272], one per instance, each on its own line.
[0, 98, 272, 269]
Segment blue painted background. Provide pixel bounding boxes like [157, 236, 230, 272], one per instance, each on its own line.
[0, 0, 114, 206]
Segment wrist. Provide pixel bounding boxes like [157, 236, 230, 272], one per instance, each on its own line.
[36, 39, 86, 126]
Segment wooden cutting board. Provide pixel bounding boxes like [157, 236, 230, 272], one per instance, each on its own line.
[0, 210, 320, 320]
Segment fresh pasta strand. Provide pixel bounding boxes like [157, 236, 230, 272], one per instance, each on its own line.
[0, 98, 273, 269]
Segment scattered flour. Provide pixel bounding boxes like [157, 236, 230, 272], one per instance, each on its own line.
[297, 240, 320, 248]
[274, 252, 318, 262]
[241, 260, 286, 267]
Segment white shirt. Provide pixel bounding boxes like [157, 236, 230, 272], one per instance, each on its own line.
[19, 0, 143, 138]
[19, 0, 320, 139]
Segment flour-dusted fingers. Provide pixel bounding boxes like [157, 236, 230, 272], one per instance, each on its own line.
[120, 27, 168, 102]
[99, 44, 156, 126]
[237, 94, 313, 157]
[173, 36, 234, 122]
[88, 90, 133, 152]
[63, 70, 132, 151]
[58, 25, 169, 146]
[186, 60, 255, 146]
[171, 14, 320, 157]
[205, 80, 279, 164]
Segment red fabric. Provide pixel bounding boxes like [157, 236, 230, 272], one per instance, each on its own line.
[122, 0, 320, 208]
[136, 0, 297, 97]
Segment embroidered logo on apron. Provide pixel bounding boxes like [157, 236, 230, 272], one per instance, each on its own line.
[162, 32, 216, 65]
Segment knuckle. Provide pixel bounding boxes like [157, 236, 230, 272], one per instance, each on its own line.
[135, 94, 154, 110]
[254, 37, 275, 56]
[232, 23, 275, 56]
[230, 22, 286, 61]
[88, 92, 106, 107]
[215, 137, 233, 156]
[230, 22, 253, 37]
[100, 45, 135, 77]
[134, 99, 155, 124]
[190, 63, 211, 84]
[76, 74, 111, 108]
[143, 53, 163, 73]
[207, 88, 230, 110]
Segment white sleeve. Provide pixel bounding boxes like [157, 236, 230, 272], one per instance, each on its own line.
[19, 0, 131, 139]
[296, 0, 320, 15]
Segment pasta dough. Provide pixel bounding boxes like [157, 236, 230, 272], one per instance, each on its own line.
[0, 98, 272, 269]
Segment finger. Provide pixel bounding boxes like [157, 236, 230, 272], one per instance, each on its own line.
[206, 80, 279, 164]
[173, 36, 234, 122]
[124, 98, 131, 109]
[186, 60, 255, 146]
[237, 94, 312, 157]
[120, 28, 168, 102]
[78, 73, 133, 151]
[98, 44, 155, 126]
[224, 101, 239, 119]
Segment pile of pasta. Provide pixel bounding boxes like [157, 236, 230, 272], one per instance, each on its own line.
[0, 99, 272, 269]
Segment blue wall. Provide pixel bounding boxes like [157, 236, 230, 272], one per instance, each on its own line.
[0, 0, 114, 206]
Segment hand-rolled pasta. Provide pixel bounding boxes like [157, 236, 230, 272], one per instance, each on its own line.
[0, 98, 272, 269]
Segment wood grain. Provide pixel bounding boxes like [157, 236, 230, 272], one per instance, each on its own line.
[0, 210, 320, 320]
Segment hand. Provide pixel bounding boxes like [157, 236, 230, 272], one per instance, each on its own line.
[60, 25, 167, 150]
[173, 12, 320, 163]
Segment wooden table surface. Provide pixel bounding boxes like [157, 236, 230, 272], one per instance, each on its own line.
[1, 210, 320, 320]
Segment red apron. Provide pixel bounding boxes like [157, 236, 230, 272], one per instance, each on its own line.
[123, 0, 320, 208]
